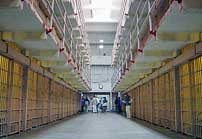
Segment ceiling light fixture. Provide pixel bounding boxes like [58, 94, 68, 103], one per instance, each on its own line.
[99, 45, 104, 49]
[99, 39, 104, 43]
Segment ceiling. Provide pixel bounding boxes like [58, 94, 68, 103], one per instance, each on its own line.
[1, 0, 201, 93]
[81, 0, 122, 56]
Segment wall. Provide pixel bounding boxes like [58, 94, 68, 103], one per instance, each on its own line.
[91, 56, 112, 65]
[90, 65, 112, 92]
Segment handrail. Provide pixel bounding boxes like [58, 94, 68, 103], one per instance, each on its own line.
[112, 0, 128, 63]
[42, 0, 90, 89]
[111, 0, 164, 90]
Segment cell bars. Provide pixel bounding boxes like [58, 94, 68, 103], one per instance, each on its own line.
[127, 56, 202, 138]
[0, 56, 9, 137]
[0, 55, 81, 137]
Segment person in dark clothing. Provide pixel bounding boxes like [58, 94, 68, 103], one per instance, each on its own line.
[84, 97, 90, 112]
[115, 96, 119, 112]
[102, 97, 108, 112]
[80, 97, 85, 112]
[123, 93, 131, 118]
[96, 100, 101, 112]
[118, 97, 122, 113]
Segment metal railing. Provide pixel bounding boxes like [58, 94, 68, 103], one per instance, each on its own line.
[111, 0, 164, 90]
[41, 0, 91, 89]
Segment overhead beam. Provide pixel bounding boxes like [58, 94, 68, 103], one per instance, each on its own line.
[144, 50, 177, 57]
[51, 68, 72, 73]
[131, 61, 163, 69]
[127, 42, 202, 92]
[41, 61, 66, 67]
[34, 55, 66, 61]
[183, 0, 202, 9]
[0, 31, 47, 41]
[29, 50, 58, 57]
[157, 32, 202, 42]
[0, 0, 21, 8]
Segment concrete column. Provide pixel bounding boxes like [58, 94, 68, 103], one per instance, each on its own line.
[109, 92, 113, 111]
[69, 90, 72, 115]
[138, 87, 141, 118]
[35, 74, 41, 125]
[150, 79, 154, 123]
[189, 62, 196, 136]
[6, 59, 14, 135]
[48, 79, 51, 123]
[67, 88, 70, 116]
[174, 66, 181, 132]
[62, 86, 64, 118]
[21, 66, 29, 132]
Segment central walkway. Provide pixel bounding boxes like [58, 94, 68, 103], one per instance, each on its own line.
[5, 113, 191, 139]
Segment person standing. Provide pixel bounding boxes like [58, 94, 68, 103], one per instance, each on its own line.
[84, 97, 90, 112]
[115, 96, 119, 112]
[102, 97, 108, 113]
[96, 99, 101, 112]
[80, 97, 85, 112]
[118, 97, 122, 113]
[91, 95, 98, 113]
[124, 93, 131, 118]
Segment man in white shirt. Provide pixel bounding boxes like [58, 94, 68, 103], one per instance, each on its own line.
[91, 95, 98, 113]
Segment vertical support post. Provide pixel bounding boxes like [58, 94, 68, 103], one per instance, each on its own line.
[6, 59, 14, 135]
[69, 90, 72, 115]
[35, 74, 40, 126]
[189, 61, 196, 136]
[67, 89, 70, 116]
[50, 0, 55, 28]
[42, 75, 45, 124]
[174, 66, 181, 132]
[48, 78, 51, 123]
[138, 87, 140, 118]
[150, 79, 154, 123]
[62, 86, 64, 118]
[136, 14, 141, 52]
[168, 72, 171, 128]
[148, 0, 153, 32]
[110, 92, 113, 111]
[129, 32, 133, 63]
[21, 66, 28, 132]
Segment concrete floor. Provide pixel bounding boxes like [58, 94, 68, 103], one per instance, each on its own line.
[4, 113, 192, 139]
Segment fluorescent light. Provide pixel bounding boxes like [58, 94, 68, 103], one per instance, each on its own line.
[99, 45, 104, 49]
[99, 40, 104, 43]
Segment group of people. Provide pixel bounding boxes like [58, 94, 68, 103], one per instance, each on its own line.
[80, 95, 108, 113]
[81, 93, 132, 118]
[80, 96, 90, 113]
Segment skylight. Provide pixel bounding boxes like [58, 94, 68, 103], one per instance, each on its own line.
[82, 0, 122, 23]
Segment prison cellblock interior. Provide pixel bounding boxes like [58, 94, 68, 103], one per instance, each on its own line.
[0, 0, 202, 138]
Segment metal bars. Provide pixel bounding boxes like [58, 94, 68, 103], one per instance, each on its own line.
[10, 62, 23, 134]
[0, 56, 9, 137]
[0, 54, 81, 137]
[128, 55, 202, 138]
